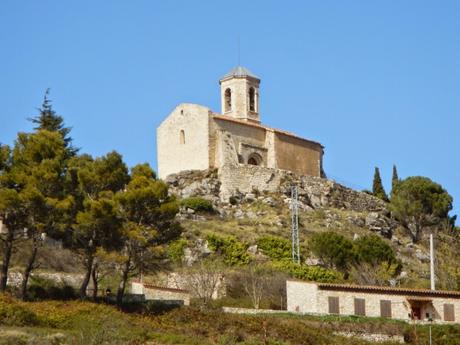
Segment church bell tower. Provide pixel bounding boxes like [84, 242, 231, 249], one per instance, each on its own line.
[219, 66, 260, 123]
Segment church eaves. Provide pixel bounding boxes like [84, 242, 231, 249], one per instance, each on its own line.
[220, 66, 260, 82]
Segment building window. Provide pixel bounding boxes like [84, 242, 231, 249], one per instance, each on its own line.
[180, 130, 185, 144]
[444, 304, 455, 322]
[224, 88, 232, 112]
[354, 298, 366, 316]
[249, 87, 255, 112]
[380, 300, 392, 318]
[328, 296, 339, 314]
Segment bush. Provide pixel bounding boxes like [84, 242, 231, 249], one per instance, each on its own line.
[309, 232, 355, 271]
[0, 295, 39, 326]
[180, 197, 213, 212]
[168, 238, 188, 263]
[207, 234, 250, 266]
[272, 260, 341, 283]
[353, 234, 397, 266]
[257, 236, 291, 260]
[27, 276, 77, 301]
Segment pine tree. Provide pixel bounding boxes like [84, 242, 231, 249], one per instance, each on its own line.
[29, 89, 77, 156]
[391, 165, 399, 193]
[372, 167, 389, 202]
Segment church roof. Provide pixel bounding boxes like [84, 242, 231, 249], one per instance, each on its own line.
[213, 114, 324, 148]
[220, 66, 260, 81]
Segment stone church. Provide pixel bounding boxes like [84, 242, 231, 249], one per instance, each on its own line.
[157, 66, 324, 181]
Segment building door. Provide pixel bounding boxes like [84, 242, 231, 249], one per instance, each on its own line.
[412, 307, 421, 320]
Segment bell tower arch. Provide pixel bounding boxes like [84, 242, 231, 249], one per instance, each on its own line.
[219, 66, 260, 123]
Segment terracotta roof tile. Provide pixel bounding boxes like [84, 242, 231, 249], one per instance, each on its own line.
[316, 282, 460, 298]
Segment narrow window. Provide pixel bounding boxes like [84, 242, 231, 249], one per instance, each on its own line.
[354, 298, 366, 316]
[224, 88, 232, 112]
[328, 296, 339, 314]
[249, 87, 255, 112]
[180, 130, 185, 144]
[444, 304, 455, 321]
[380, 300, 392, 318]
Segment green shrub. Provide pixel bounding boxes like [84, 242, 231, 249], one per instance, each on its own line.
[207, 234, 250, 266]
[0, 295, 39, 326]
[180, 197, 213, 212]
[168, 238, 188, 263]
[309, 232, 355, 271]
[272, 260, 341, 283]
[353, 234, 397, 266]
[257, 236, 291, 260]
[28, 276, 77, 301]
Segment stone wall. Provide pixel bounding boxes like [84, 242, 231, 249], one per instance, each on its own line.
[167, 272, 226, 300]
[274, 132, 322, 177]
[157, 103, 212, 179]
[218, 164, 386, 213]
[130, 281, 190, 306]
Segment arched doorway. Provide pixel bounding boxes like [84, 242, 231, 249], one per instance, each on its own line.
[247, 153, 262, 166]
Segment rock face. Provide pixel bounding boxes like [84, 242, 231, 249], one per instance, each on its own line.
[166, 168, 387, 214]
[165, 170, 221, 202]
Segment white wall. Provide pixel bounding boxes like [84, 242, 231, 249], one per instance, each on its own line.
[157, 103, 211, 179]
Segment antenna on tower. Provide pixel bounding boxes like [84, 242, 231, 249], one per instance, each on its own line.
[291, 185, 300, 264]
[237, 35, 241, 66]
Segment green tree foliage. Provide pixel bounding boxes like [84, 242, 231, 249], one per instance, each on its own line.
[167, 238, 188, 263]
[309, 232, 355, 272]
[207, 235, 250, 266]
[257, 236, 291, 260]
[391, 164, 399, 195]
[271, 260, 341, 283]
[390, 176, 453, 242]
[0, 130, 72, 298]
[130, 163, 156, 180]
[114, 163, 181, 305]
[73, 151, 129, 298]
[29, 89, 77, 156]
[372, 167, 389, 202]
[353, 234, 397, 266]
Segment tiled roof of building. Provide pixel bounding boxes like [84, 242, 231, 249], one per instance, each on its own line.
[213, 114, 324, 148]
[316, 282, 460, 298]
[220, 66, 260, 81]
[133, 281, 189, 293]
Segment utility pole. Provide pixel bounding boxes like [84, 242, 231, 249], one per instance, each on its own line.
[430, 233, 435, 290]
[291, 185, 300, 264]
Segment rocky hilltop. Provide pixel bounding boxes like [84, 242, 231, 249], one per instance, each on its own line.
[164, 169, 458, 290]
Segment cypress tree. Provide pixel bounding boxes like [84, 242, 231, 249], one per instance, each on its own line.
[391, 165, 399, 193]
[372, 167, 389, 202]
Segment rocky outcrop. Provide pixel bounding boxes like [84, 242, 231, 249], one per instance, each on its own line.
[165, 170, 220, 203]
[165, 167, 387, 214]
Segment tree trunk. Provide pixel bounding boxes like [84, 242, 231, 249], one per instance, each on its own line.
[116, 258, 130, 307]
[21, 242, 38, 300]
[91, 262, 98, 299]
[79, 253, 94, 299]
[0, 230, 14, 292]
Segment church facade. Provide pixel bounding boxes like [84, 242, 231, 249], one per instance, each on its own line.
[157, 66, 324, 180]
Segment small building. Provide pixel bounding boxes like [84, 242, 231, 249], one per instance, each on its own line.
[131, 281, 190, 306]
[287, 280, 460, 323]
[157, 66, 324, 180]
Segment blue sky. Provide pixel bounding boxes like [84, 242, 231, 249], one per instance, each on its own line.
[1, 1, 459, 220]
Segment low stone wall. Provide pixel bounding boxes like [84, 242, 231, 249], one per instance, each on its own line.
[222, 307, 286, 314]
[333, 332, 404, 343]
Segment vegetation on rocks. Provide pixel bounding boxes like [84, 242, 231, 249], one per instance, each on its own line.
[180, 197, 213, 212]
